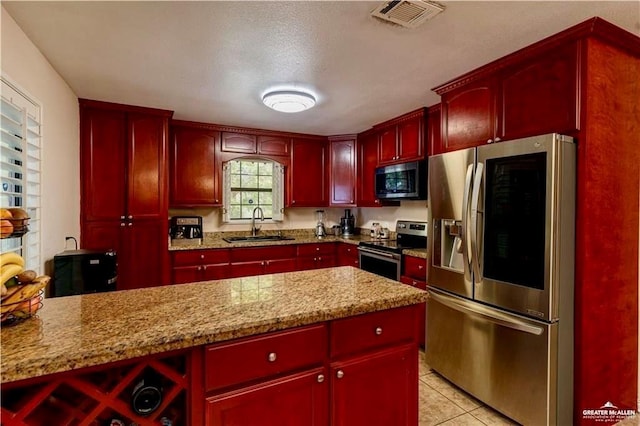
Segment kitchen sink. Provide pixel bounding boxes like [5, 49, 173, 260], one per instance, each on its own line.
[222, 235, 295, 243]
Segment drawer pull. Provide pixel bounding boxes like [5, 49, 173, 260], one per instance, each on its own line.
[317, 374, 325, 383]
[375, 327, 383, 336]
[336, 370, 344, 379]
[200, 254, 205, 259]
[268, 352, 277, 362]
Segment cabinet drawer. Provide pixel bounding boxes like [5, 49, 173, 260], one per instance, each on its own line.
[400, 275, 427, 290]
[403, 256, 427, 281]
[205, 324, 328, 392]
[297, 243, 336, 256]
[330, 306, 416, 358]
[337, 243, 359, 258]
[172, 249, 230, 267]
[230, 245, 297, 262]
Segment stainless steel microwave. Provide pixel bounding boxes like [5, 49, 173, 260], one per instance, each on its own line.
[375, 160, 427, 200]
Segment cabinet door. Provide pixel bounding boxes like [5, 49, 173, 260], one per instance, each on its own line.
[229, 261, 264, 278]
[264, 258, 297, 274]
[501, 43, 579, 140]
[378, 127, 398, 165]
[82, 220, 123, 256]
[206, 368, 328, 426]
[127, 114, 168, 220]
[221, 132, 257, 154]
[80, 108, 127, 221]
[330, 138, 356, 206]
[121, 220, 168, 289]
[170, 127, 220, 206]
[289, 139, 328, 207]
[427, 104, 442, 156]
[442, 78, 498, 152]
[400, 276, 426, 347]
[337, 243, 359, 267]
[357, 132, 381, 207]
[173, 265, 202, 284]
[397, 116, 423, 161]
[331, 344, 417, 426]
[257, 135, 290, 156]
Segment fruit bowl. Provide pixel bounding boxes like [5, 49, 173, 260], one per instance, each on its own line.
[1, 289, 43, 325]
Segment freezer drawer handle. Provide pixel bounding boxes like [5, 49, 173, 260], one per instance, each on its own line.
[429, 291, 544, 336]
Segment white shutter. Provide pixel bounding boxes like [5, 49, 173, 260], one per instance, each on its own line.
[0, 77, 41, 272]
[271, 163, 284, 222]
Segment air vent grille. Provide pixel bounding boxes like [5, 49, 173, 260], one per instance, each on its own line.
[371, 0, 444, 29]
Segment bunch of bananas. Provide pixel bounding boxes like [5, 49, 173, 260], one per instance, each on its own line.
[1, 252, 50, 322]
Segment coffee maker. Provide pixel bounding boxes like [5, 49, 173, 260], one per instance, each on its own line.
[340, 209, 355, 236]
[170, 216, 203, 240]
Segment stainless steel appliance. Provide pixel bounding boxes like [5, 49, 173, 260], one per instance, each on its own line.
[426, 133, 575, 425]
[314, 210, 327, 238]
[340, 209, 355, 236]
[375, 160, 426, 200]
[169, 216, 203, 240]
[52, 249, 117, 297]
[359, 220, 427, 281]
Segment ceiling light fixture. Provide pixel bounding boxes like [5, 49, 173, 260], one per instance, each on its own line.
[262, 90, 316, 113]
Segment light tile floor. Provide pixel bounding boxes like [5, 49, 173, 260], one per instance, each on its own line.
[418, 351, 520, 426]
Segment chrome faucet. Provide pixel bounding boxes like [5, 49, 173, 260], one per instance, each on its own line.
[251, 206, 264, 236]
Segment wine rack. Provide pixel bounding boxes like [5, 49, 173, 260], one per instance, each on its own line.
[1, 351, 190, 425]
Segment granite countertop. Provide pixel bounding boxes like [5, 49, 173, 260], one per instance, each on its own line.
[1, 266, 427, 384]
[169, 231, 428, 258]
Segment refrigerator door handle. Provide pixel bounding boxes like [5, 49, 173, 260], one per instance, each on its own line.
[461, 163, 474, 281]
[429, 289, 544, 335]
[470, 162, 484, 282]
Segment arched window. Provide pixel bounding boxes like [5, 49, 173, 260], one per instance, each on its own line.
[222, 158, 284, 223]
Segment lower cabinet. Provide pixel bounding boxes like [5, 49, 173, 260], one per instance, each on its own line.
[337, 243, 359, 267]
[201, 305, 419, 426]
[206, 368, 328, 426]
[401, 255, 427, 348]
[171, 249, 230, 284]
[330, 344, 417, 426]
[229, 246, 298, 278]
[297, 243, 337, 270]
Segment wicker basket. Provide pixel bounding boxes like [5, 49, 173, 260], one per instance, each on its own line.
[1, 289, 43, 325]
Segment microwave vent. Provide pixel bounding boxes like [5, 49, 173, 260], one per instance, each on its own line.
[371, 0, 444, 29]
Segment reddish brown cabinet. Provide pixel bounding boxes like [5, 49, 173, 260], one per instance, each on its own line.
[80, 99, 172, 290]
[439, 77, 500, 152]
[427, 104, 441, 156]
[329, 135, 356, 206]
[170, 122, 220, 206]
[289, 138, 328, 207]
[229, 245, 297, 277]
[401, 255, 427, 347]
[257, 135, 290, 156]
[171, 249, 231, 284]
[296, 243, 337, 270]
[356, 130, 384, 207]
[375, 109, 426, 166]
[337, 243, 359, 268]
[500, 42, 579, 140]
[221, 132, 256, 154]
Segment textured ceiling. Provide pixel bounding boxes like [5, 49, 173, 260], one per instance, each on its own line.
[3, 1, 640, 135]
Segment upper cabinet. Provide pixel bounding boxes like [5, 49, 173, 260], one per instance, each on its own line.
[289, 138, 328, 207]
[500, 42, 579, 140]
[329, 136, 356, 207]
[427, 104, 442, 156]
[170, 121, 221, 207]
[356, 130, 381, 207]
[221, 132, 256, 154]
[257, 135, 290, 156]
[374, 108, 426, 166]
[435, 42, 580, 153]
[221, 131, 291, 157]
[439, 77, 500, 152]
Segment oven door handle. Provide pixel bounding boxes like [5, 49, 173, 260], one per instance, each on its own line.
[358, 247, 401, 261]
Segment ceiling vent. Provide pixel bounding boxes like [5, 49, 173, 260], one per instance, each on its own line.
[371, 0, 444, 29]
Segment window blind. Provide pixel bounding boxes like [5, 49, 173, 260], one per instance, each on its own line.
[1, 77, 41, 272]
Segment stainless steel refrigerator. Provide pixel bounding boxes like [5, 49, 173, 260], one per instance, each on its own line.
[426, 133, 575, 425]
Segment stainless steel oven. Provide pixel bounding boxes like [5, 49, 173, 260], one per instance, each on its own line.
[358, 220, 428, 281]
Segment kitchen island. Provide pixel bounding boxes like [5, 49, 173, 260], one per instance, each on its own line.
[1, 266, 427, 425]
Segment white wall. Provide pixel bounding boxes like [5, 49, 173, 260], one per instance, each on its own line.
[170, 199, 428, 234]
[1, 6, 80, 274]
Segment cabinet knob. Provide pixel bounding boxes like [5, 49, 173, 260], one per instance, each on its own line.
[265, 260, 270, 266]
[128, 215, 133, 219]
[268, 352, 277, 362]
[292, 200, 296, 204]
[336, 370, 344, 379]
[494, 137, 501, 142]
[200, 254, 205, 259]
[375, 327, 383, 335]
[317, 374, 325, 383]
[313, 257, 317, 261]
[203, 265, 207, 271]
[215, 199, 219, 203]
[350, 200, 354, 203]
[375, 199, 379, 204]
[197, 266, 202, 271]
[120, 222, 125, 227]
[261, 261, 266, 266]
[487, 139, 493, 144]
[412, 280, 418, 286]
[418, 265, 424, 270]
[316, 247, 320, 251]
[318, 256, 322, 261]
[120, 215, 125, 220]
[127, 222, 132, 227]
